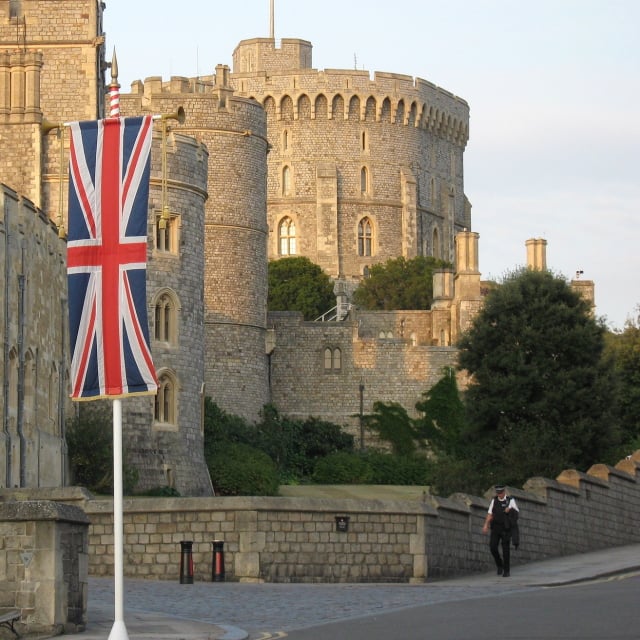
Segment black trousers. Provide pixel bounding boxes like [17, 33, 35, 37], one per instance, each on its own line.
[489, 528, 511, 571]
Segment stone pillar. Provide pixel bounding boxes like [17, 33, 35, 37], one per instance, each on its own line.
[0, 52, 10, 119]
[9, 51, 25, 121]
[24, 52, 43, 118]
[0, 500, 89, 637]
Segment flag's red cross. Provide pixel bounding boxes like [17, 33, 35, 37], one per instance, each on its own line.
[67, 117, 155, 397]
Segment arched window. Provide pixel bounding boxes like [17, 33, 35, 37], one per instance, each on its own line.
[358, 217, 372, 257]
[282, 165, 291, 196]
[278, 217, 297, 255]
[282, 129, 289, 152]
[154, 291, 178, 345]
[323, 347, 342, 371]
[49, 363, 58, 423]
[360, 166, 369, 194]
[432, 227, 441, 259]
[9, 0, 22, 18]
[154, 370, 177, 426]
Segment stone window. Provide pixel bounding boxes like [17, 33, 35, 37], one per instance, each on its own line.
[49, 364, 58, 423]
[361, 130, 369, 152]
[432, 227, 441, 259]
[154, 290, 179, 345]
[282, 129, 289, 152]
[282, 165, 291, 196]
[154, 370, 178, 427]
[360, 166, 369, 195]
[324, 347, 341, 371]
[278, 216, 296, 255]
[9, 0, 22, 18]
[358, 217, 373, 256]
[155, 210, 179, 253]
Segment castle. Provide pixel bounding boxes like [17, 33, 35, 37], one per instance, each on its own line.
[0, 2, 592, 496]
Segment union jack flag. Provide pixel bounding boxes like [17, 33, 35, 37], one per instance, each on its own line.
[66, 116, 157, 399]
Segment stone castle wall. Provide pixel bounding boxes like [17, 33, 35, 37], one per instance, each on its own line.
[268, 310, 459, 433]
[12, 451, 639, 583]
[0, 186, 68, 489]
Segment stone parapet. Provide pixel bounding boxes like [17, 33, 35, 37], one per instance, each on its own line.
[3, 451, 633, 584]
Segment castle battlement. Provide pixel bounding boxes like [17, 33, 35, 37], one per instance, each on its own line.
[124, 68, 468, 147]
[232, 65, 469, 146]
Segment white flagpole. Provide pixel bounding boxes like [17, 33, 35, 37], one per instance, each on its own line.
[108, 398, 129, 640]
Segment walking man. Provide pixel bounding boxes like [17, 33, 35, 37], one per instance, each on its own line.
[482, 484, 519, 577]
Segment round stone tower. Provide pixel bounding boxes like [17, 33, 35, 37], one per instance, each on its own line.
[81, 129, 213, 496]
[230, 37, 470, 297]
[119, 67, 270, 423]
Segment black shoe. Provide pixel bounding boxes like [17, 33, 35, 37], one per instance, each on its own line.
[497, 567, 503, 576]
[503, 571, 510, 577]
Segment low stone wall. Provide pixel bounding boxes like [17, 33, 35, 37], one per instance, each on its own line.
[85, 496, 429, 582]
[81, 452, 640, 583]
[3, 453, 640, 585]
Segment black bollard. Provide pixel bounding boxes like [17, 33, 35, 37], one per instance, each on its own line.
[179, 540, 194, 584]
[212, 540, 225, 582]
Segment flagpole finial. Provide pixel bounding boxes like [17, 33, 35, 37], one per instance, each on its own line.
[109, 48, 120, 117]
[110, 48, 119, 84]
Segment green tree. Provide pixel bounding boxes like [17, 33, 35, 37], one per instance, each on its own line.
[268, 256, 335, 320]
[353, 256, 451, 310]
[66, 407, 138, 495]
[363, 401, 424, 456]
[415, 368, 467, 458]
[604, 309, 640, 452]
[457, 268, 620, 490]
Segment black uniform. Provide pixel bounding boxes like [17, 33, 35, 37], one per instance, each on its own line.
[488, 494, 519, 576]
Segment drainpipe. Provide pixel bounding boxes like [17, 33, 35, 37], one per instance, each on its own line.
[59, 296, 67, 486]
[3, 196, 11, 487]
[17, 246, 26, 487]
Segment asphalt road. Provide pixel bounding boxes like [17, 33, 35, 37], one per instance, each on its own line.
[281, 573, 640, 640]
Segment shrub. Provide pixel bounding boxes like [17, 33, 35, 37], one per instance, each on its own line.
[312, 451, 373, 484]
[365, 451, 430, 485]
[207, 442, 279, 496]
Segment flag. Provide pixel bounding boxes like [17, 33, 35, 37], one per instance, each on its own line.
[66, 116, 157, 399]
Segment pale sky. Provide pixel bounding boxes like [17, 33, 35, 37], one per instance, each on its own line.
[105, 0, 640, 330]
